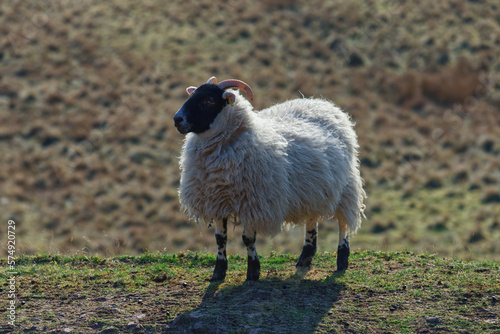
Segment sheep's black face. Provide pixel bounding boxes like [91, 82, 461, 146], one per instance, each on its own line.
[174, 84, 227, 134]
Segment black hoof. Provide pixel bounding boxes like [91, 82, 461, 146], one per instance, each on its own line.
[296, 256, 313, 268]
[210, 260, 227, 281]
[296, 244, 316, 268]
[336, 243, 350, 271]
[209, 272, 226, 282]
[336, 258, 349, 271]
[246, 272, 260, 281]
[246, 257, 260, 281]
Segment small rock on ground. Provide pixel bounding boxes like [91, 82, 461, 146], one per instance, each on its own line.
[425, 316, 440, 324]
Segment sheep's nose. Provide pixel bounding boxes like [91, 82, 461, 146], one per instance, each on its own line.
[174, 115, 183, 124]
[174, 110, 190, 134]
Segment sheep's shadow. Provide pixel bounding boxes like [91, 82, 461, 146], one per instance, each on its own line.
[169, 269, 345, 333]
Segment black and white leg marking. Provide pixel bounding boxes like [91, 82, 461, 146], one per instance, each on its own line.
[337, 216, 350, 271]
[210, 218, 228, 281]
[242, 229, 260, 281]
[297, 219, 318, 267]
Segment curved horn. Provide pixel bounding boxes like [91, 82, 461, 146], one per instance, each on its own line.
[217, 79, 254, 101]
[206, 76, 217, 85]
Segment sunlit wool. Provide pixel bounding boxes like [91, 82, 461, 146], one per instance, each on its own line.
[178, 90, 366, 236]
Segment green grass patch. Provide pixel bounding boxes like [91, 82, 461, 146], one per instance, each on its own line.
[1, 251, 498, 333]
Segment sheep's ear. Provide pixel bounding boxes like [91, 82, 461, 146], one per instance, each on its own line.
[222, 91, 236, 106]
[206, 76, 217, 85]
[186, 86, 197, 95]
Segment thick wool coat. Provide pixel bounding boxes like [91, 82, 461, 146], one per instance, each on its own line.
[178, 91, 365, 236]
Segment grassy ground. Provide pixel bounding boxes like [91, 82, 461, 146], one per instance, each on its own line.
[1, 251, 499, 333]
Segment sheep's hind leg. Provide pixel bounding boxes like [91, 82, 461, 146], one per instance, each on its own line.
[210, 218, 228, 281]
[336, 212, 350, 271]
[296, 219, 318, 267]
[242, 229, 260, 281]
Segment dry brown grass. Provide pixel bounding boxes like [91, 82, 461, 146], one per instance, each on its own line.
[0, 0, 499, 259]
[388, 57, 486, 108]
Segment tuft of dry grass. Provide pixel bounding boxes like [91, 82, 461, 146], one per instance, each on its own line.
[481, 187, 500, 204]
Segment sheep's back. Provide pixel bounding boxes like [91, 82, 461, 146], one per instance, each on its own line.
[258, 98, 358, 152]
[258, 98, 358, 223]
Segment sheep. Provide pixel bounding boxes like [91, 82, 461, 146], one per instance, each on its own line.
[173, 76, 366, 281]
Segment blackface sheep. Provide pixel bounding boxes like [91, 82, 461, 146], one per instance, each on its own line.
[173, 76, 366, 281]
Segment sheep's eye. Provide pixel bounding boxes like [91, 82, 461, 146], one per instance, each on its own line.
[203, 97, 215, 106]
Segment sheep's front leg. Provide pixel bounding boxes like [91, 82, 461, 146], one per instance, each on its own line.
[210, 218, 228, 281]
[242, 229, 260, 281]
[296, 219, 318, 267]
[337, 216, 350, 271]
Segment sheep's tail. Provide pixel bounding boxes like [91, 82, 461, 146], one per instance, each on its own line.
[335, 171, 366, 234]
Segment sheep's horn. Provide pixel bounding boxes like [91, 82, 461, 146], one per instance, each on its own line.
[206, 76, 217, 84]
[217, 79, 254, 101]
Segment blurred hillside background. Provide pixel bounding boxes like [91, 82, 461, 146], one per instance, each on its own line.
[1, 0, 499, 260]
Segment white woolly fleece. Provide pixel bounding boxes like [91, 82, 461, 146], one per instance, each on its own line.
[178, 90, 365, 236]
